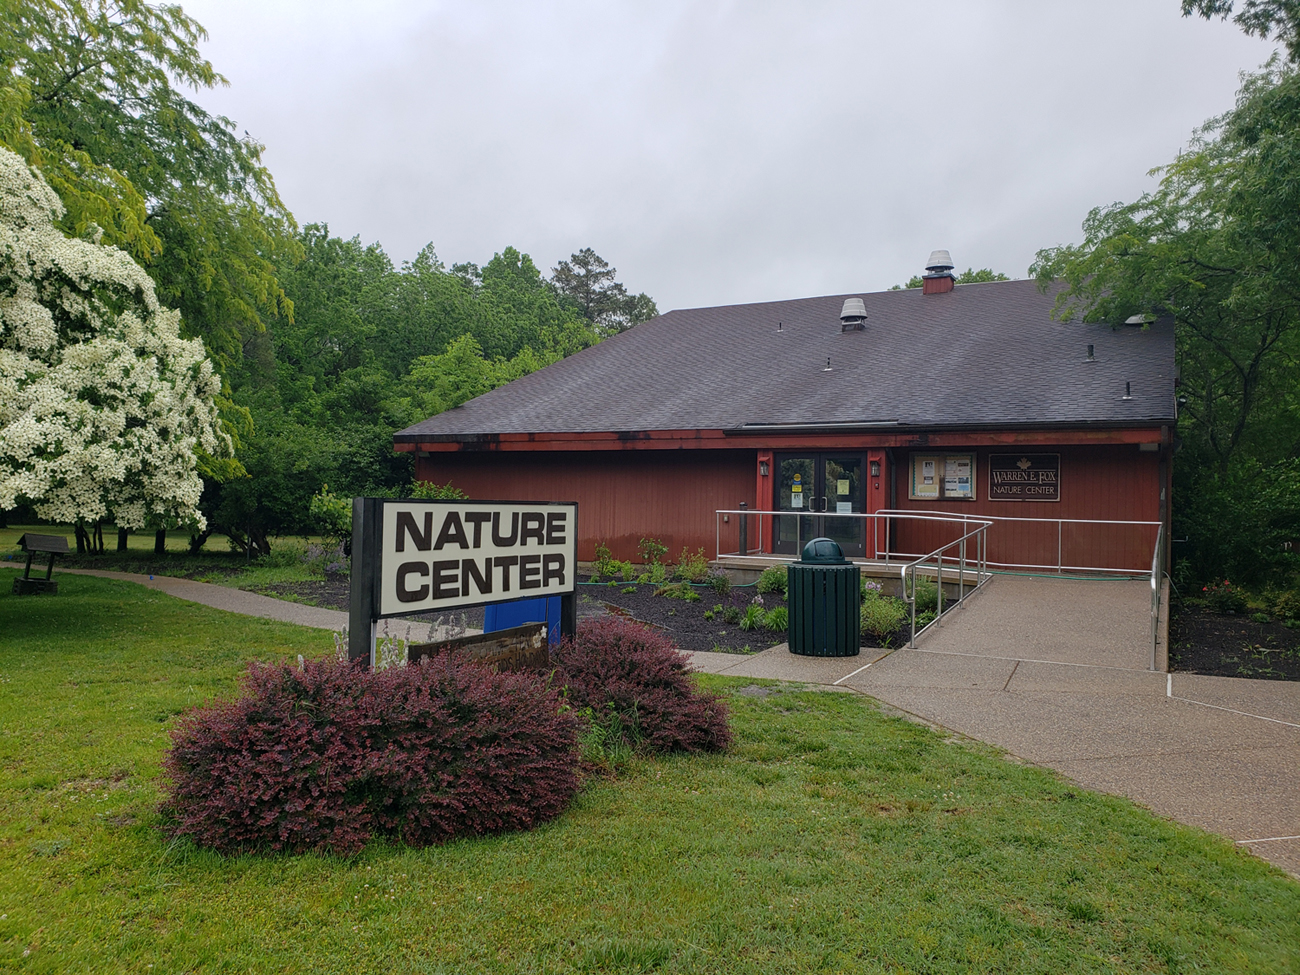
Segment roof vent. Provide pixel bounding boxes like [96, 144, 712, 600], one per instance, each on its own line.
[922, 248, 956, 295]
[925, 250, 955, 273]
[839, 297, 867, 331]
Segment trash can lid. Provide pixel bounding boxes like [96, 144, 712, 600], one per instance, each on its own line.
[799, 537, 847, 564]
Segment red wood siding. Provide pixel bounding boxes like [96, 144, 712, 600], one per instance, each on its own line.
[415, 451, 756, 562]
[891, 445, 1162, 571]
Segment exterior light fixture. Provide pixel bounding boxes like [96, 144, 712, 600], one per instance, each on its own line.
[869, 461, 880, 477]
[760, 461, 769, 476]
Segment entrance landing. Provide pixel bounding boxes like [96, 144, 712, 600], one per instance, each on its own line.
[688, 574, 1300, 878]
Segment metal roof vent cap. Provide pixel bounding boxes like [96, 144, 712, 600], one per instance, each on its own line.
[839, 297, 867, 330]
[925, 249, 954, 273]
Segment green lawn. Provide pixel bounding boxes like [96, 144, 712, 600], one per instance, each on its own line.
[0, 567, 1296, 974]
[0, 524, 325, 590]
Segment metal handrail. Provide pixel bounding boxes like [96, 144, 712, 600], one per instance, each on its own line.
[875, 510, 1162, 575]
[1149, 523, 1165, 671]
[714, 508, 994, 569]
[898, 520, 993, 647]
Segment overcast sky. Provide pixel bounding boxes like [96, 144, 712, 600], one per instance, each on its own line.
[181, 0, 1274, 312]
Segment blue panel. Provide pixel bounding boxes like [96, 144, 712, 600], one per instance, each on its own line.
[483, 596, 561, 646]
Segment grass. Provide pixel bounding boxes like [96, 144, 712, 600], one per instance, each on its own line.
[1, 567, 1298, 973]
[0, 523, 325, 589]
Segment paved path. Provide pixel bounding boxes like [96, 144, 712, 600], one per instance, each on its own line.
[689, 574, 1300, 878]
[60, 569, 469, 644]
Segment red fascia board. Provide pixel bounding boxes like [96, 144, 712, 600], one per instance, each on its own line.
[394, 426, 1168, 453]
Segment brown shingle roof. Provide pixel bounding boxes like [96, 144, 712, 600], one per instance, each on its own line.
[394, 279, 1175, 441]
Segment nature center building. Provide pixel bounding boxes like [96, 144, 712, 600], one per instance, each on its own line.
[393, 253, 1176, 575]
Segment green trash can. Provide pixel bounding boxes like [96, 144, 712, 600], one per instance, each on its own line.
[787, 538, 861, 657]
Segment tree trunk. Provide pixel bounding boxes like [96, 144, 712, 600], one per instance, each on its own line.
[249, 526, 272, 558]
[117, 528, 129, 551]
[74, 524, 89, 554]
[154, 529, 167, 555]
[188, 529, 211, 554]
[93, 521, 104, 553]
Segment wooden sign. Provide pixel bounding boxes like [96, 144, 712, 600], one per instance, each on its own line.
[989, 454, 1060, 501]
[407, 621, 549, 672]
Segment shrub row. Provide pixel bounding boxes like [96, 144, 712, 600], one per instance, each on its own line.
[162, 616, 729, 856]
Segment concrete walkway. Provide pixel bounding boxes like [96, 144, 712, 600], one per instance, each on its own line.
[59, 569, 465, 644]
[689, 574, 1300, 878]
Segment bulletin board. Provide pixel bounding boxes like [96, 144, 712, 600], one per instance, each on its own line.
[909, 453, 976, 501]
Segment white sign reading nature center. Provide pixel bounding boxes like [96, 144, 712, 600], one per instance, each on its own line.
[378, 500, 578, 617]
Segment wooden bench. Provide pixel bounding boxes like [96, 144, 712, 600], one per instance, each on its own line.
[13, 533, 70, 595]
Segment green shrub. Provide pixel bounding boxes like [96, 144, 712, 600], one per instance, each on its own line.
[861, 595, 907, 644]
[1202, 579, 1247, 614]
[705, 567, 732, 597]
[722, 605, 742, 625]
[911, 579, 941, 614]
[409, 480, 467, 500]
[647, 562, 668, 585]
[703, 609, 715, 621]
[1251, 612, 1271, 624]
[308, 484, 352, 544]
[637, 537, 668, 565]
[654, 582, 700, 602]
[763, 606, 789, 632]
[1272, 590, 1300, 621]
[592, 543, 619, 579]
[617, 560, 638, 582]
[675, 547, 710, 583]
[739, 603, 765, 631]
[756, 565, 788, 597]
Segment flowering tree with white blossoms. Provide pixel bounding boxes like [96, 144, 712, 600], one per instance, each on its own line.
[0, 146, 229, 535]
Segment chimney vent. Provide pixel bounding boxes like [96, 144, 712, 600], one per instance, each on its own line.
[925, 250, 954, 273]
[922, 249, 956, 295]
[839, 297, 867, 331]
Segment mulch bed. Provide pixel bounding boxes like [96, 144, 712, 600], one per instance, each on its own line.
[578, 579, 788, 654]
[1169, 605, 1300, 682]
[182, 571, 905, 657]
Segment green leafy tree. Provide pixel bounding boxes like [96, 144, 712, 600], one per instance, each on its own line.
[1182, 0, 1300, 62]
[389, 334, 557, 427]
[551, 247, 658, 334]
[0, 0, 300, 370]
[1032, 61, 1300, 584]
[890, 268, 1010, 290]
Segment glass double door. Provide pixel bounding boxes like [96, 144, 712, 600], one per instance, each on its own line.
[774, 453, 865, 557]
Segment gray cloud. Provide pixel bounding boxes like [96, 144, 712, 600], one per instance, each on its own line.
[185, 0, 1272, 310]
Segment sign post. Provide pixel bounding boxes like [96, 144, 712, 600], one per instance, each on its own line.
[348, 497, 578, 669]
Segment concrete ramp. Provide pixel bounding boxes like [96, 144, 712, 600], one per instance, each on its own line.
[921, 573, 1153, 670]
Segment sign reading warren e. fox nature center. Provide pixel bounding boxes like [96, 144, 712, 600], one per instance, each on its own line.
[349, 498, 578, 667]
